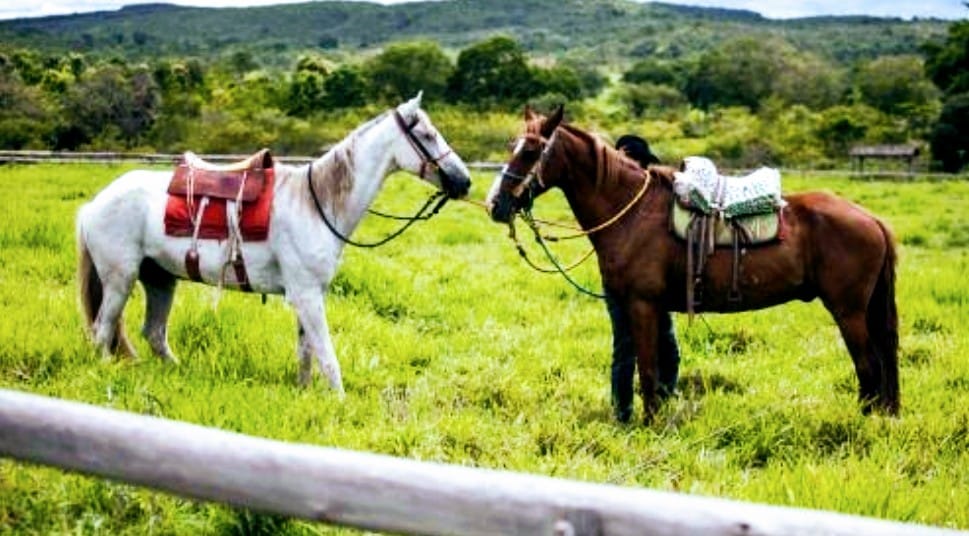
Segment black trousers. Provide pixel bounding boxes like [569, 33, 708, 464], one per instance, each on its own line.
[605, 291, 680, 423]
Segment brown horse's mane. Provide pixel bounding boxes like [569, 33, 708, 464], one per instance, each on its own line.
[553, 122, 675, 191]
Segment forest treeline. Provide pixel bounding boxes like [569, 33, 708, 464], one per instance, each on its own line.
[0, 1, 966, 171]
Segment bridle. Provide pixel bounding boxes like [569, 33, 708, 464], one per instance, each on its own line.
[498, 132, 554, 213]
[393, 109, 454, 183]
[306, 110, 452, 248]
[498, 129, 652, 298]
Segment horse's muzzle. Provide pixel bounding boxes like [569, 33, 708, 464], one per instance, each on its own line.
[488, 189, 516, 223]
[439, 168, 471, 200]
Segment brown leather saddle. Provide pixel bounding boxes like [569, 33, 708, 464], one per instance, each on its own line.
[669, 158, 786, 316]
[166, 148, 275, 292]
[168, 148, 273, 201]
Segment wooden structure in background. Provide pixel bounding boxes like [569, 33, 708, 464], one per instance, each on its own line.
[850, 145, 921, 174]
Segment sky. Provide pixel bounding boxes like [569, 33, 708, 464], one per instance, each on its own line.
[0, 0, 965, 21]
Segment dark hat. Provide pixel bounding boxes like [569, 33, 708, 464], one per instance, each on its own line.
[615, 134, 660, 166]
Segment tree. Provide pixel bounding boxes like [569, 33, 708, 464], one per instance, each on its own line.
[10, 50, 44, 85]
[560, 58, 606, 98]
[684, 36, 778, 110]
[365, 41, 451, 104]
[923, 17, 969, 96]
[623, 58, 684, 88]
[228, 50, 258, 76]
[856, 55, 939, 115]
[684, 36, 844, 111]
[929, 92, 969, 172]
[615, 82, 687, 118]
[0, 69, 54, 149]
[323, 66, 366, 109]
[284, 55, 331, 116]
[58, 65, 160, 149]
[923, 15, 969, 171]
[286, 70, 327, 116]
[815, 104, 886, 158]
[447, 36, 534, 108]
[531, 65, 582, 101]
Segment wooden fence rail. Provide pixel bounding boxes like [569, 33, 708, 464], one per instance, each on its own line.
[0, 389, 962, 535]
[0, 150, 503, 170]
[3, 149, 969, 178]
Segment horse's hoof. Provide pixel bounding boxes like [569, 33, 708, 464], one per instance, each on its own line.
[297, 369, 313, 387]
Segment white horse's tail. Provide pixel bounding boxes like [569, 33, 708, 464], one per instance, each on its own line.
[76, 215, 134, 356]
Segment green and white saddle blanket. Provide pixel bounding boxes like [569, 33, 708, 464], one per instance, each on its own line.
[672, 156, 786, 218]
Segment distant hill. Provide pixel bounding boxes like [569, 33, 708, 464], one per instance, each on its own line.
[0, 0, 950, 65]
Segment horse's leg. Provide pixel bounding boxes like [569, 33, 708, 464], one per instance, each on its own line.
[288, 289, 344, 396]
[628, 298, 661, 422]
[296, 321, 313, 387]
[139, 258, 178, 363]
[92, 269, 137, 358]
[832, 310, 882, 414]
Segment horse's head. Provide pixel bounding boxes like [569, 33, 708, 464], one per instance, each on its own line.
[391, 92, 471, 199]
[486, 105, 564, 223]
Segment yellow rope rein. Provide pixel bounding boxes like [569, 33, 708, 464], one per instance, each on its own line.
[540, 169, 652, 242]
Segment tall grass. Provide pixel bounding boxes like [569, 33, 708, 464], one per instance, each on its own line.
[0, 164, 967, 533]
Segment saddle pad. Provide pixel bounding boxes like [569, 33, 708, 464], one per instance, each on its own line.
[670, 201, 781, 246]
[673, 156, 784, 218]
[163, 168, 275, 241]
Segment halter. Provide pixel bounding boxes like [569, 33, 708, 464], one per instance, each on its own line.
[393, 109, 454, 180]
[307, 109, 454, 248]
[499, 132, 554, 207]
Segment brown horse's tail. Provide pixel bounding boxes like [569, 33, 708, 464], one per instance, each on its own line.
[868, 219, 899, 413]
[77, 218, 134, 356]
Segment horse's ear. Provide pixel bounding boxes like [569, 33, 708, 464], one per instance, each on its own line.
[398, 91, 423, 118]
[524, 105, 536, 121]
[541, 104, 564, 138]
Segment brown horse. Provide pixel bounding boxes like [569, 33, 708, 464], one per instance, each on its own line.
[485, 106, 899, 422]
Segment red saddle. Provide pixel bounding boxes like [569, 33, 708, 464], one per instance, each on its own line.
[164, 149, 275, 241]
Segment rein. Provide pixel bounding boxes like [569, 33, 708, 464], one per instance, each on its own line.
[540, 170, 652, 242]
[515, 210, 607, 299]
[305, 108, 456, 248]
[502, 138, 654, 297]
[307, 164, 448, 248]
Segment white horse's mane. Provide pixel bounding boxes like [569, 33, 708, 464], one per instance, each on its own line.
[306, 110, 397, 215]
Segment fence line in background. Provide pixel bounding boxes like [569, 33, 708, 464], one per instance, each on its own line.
[0, 389, 963, 536]
[2, 150, 965, 178]
[0, 150, 503, 170]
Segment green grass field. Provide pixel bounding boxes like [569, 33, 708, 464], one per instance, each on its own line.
[1, 163, 968, 534]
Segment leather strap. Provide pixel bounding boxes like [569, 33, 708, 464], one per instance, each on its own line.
[232, 253, 253, 292]
[729, 230, 742, 303]
[185, 249, 203, 282]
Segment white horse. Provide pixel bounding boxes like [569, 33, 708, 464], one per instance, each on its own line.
[76, 93, 471, 395]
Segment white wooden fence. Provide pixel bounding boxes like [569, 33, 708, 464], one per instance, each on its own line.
[0, 388, 963, 535]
